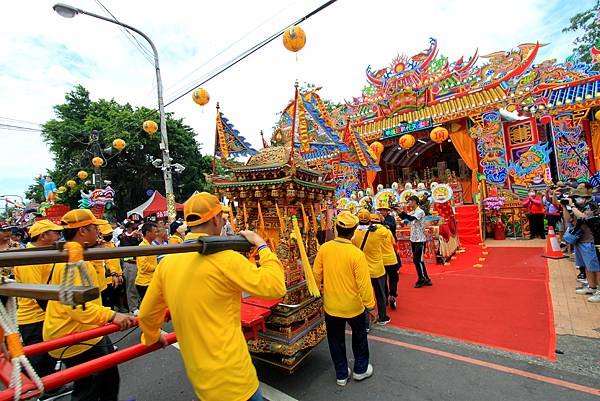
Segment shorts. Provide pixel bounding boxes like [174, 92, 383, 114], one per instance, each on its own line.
[574, 242, 600, 272]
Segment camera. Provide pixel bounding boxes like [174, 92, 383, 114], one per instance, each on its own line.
[559, 198, 570, 206]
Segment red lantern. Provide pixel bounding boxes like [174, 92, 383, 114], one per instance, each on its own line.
[398, 134, 415, 150]
[540, 115, 552, 125]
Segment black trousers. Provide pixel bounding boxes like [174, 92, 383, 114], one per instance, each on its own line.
[411, 241, 430, 281]
[62, 336, 119, 401]
[324, 312, 369, 380]
[384, 264, 400, 298]
[370, 275, 389, 321]
[136, 285, 148, 302]
[19, 321, 56, 377]
[528, 214, 545, 238]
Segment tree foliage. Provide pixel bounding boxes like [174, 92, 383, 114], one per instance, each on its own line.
[26, 85, 213, 218]
[563, 1, 600, 64]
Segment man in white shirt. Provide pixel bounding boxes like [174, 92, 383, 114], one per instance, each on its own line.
[399, 195, 432, 288]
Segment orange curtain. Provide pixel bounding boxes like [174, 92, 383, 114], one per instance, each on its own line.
[591, 121, 600, 171]
[450, 129, 479, 196]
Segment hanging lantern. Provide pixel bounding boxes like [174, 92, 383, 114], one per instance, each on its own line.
[77, 171, 88, 180]
[143, 120, 158, 135]
[192, 88, 210, 106]
[283, 26, 306, 52]
[398, 134, 416, 150]
[92, 157, 104, 168]
[56, 186, 67, 194]
[369, 141, 384, 161]
[540, 115, 552, 125]
[595, 110, 600, 120]
[66, 180, 76, 188]
[430, 127, 449, 144]
[112, 138, 126, 151]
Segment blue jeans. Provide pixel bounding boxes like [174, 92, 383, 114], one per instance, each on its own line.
[575, 242, 600, 272]
[248, 387, 263, 401]
[325, 311, 370, 380]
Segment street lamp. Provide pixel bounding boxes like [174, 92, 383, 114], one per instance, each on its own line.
[53, 3, 177, 222]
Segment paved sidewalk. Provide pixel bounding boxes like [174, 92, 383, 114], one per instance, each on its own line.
[485, 239, 600, 339]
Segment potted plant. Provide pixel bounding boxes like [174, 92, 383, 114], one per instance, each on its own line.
[483, 196, 507, 240]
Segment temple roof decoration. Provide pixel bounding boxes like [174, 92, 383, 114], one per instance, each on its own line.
[215, 106, 257, 159]
[350, 39, 600, 139]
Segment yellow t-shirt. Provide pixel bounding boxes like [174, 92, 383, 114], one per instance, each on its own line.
[352, 224, 387, 278]
[313, 237, 375, 318]
[43, 261, 112, 359]
[14, 243, 54, 325]
[138, 232, 286, 401]
[135, 239, 157, 286]
[168, 235, 183, 245]
[381, 227, 398, 266]
[101, 242, 122, 286]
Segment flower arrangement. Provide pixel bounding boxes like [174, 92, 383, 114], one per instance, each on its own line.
[482, 196, 506, 211]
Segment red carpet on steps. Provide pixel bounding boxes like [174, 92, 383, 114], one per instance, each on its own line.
[387, 246, 556, 360]
[455, 205, 482, 245]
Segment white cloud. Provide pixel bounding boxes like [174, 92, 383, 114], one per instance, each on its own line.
[0, 0, 595, 201]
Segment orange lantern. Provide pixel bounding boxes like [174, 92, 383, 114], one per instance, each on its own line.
[77, 171, 88, 180]
[192, 88, 210, 106]
[430, 126, 449, 144]
[66, 180, 76, 188]
[283, 26, 306, 52]
[398, 134, 416, 149]
[369, 141, 384, 162]
[143, 120, 158, 135]
[92, 157, 104, 168]
[112, 138, 126, 151]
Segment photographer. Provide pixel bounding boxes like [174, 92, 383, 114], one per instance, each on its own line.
[564, 189, 600, 302]
[544, 185, 562, 237]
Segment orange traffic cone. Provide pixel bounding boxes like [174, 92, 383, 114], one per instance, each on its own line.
[542, 227, 567, 259]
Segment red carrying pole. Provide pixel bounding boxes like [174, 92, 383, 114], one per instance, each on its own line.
[0, 333, 177, 401]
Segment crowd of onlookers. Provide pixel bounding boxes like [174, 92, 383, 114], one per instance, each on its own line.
[522, 178, 600, 303]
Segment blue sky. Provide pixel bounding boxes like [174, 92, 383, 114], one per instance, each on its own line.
[0, 0, 595, 206]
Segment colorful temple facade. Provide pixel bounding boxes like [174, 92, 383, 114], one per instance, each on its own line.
[347, 38, 600, 195]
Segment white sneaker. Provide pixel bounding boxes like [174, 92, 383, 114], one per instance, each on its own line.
[352, 364, 373, 381]
[575, 286, 595, 295]
[588, 290, 600, 303]
[336, 368, 351, 386]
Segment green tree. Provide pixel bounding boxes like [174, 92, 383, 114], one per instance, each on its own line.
[26, 85, 213, 218]
[563, 1, 600, 64]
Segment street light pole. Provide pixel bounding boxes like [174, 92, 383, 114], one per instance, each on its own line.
[53, 3, 176, 222]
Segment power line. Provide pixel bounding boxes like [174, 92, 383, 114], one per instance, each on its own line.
[164, 0, 339, 107]
[0, 117, 42, 127]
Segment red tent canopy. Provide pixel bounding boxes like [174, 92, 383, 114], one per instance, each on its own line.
[126, 191, 183, 219]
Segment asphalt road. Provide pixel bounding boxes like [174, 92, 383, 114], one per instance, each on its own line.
[95, 321, 600, 401]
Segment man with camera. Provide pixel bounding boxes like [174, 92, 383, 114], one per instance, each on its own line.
[564, 188, 600, 302]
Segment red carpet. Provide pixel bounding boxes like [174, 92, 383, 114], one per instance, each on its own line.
[455, 205, 482, 245]
[388, 246, 556, 360]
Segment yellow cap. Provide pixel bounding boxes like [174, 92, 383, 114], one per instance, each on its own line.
[98, 223, 113, 236]
[357, 208, 371, 223]
[184, 192, 223, 227]
[370, 213, 382, 223]
[61, 209, 108, 229]
[28, 220, 63, 238]
[336, 211, 359, 229]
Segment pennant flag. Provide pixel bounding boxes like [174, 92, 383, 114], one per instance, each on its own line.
[215, 109, 257, 159]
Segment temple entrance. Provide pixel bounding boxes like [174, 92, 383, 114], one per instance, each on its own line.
[376, 138, 473, 203]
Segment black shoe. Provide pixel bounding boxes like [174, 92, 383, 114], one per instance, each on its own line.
[424, 279, 432, 286]
[389, 296, 397, 310]
[414, 280, 426, 288]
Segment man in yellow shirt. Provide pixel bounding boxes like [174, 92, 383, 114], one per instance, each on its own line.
[375, 214, 401, 310]
[313, 211, 376, 386]
[352, 209, 391, 326]
[43, 209, 135, 401]
[15, 220, 63, 377]
[168, 220, 187, 244]
[97, 224, 125, 311]
[138, 192, 286, 401]
[135, 222, 159, 302]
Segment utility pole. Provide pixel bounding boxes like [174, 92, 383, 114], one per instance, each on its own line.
[91, 130, 102, 189]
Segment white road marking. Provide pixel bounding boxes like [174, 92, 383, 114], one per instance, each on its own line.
[260, 382, 299, 401]
[161, 331, 297, 400]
